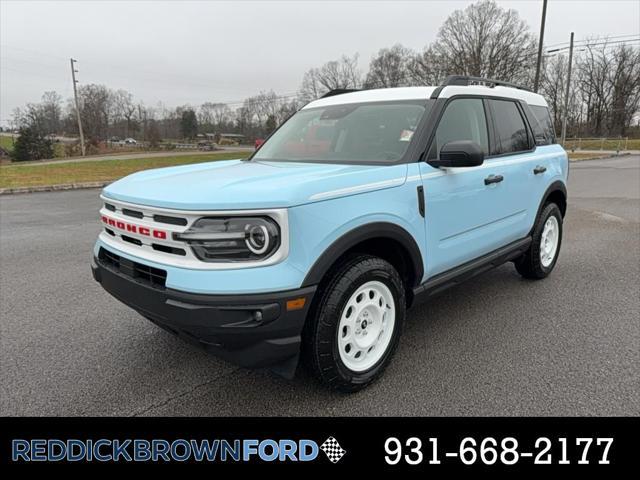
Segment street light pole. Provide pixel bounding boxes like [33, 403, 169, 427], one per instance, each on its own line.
[560, 32, 574, 146]
[70, 58, 86, 156]
[533, 0, 548, 92]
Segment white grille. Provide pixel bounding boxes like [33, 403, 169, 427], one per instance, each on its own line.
[98, 195, 289, 270]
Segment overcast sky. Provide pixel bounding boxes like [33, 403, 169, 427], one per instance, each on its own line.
[1, 0, 639, 126]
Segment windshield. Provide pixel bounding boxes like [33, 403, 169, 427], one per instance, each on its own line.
[252, 100, 430, 164]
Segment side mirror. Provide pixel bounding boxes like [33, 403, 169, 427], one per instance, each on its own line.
[430, 140, 484, 168]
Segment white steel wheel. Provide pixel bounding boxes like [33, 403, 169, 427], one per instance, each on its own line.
[539, 215, 559, 267]
[337, 280, 396, 372]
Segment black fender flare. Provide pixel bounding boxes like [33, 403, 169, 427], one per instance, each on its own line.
[530, 180, 567, 235]
[539, 180, 567, 216]
[301, 222, 424, 288]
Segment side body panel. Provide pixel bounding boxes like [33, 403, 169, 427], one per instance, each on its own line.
[419, 145, 567, 279]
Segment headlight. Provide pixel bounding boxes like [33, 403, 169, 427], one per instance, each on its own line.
[174, 217, 280, 262]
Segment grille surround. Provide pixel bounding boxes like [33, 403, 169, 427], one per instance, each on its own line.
[98, 195, 289, 270]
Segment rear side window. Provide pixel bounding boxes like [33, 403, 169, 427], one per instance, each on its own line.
[428, 98, 489, 160]
[489, 99, 530, 154]
[530, 105, 556, 145]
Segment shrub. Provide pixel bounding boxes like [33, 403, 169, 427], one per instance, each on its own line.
[10, 127, 54, 162]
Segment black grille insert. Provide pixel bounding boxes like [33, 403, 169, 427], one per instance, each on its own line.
[104, 203, 116, 212]
[152, 243, 186, 256]
[121, 235, 143, 246]
[98, 248, 167, 289]
[153, 214, 188, 226]
[122, 208, 144, 219]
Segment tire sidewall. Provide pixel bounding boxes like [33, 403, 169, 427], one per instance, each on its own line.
[532, 203, 563, 275]
[317, 258, 405, 389]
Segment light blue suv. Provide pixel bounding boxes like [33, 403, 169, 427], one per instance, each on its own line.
[92, 76, 568, 392]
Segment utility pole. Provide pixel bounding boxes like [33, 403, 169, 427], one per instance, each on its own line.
[533, 0, 548, 92]
[560, 32, 574, 146]
[70, 58, 86, 156]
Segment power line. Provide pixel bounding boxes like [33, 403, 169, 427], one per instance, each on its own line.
[547, 38, 640, 53]
[545, 33, 640, 49]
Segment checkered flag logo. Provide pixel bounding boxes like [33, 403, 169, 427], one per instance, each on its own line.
[320, 436, 346, 463]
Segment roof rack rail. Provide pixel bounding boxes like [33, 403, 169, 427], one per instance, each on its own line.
[431, 76, 532, 99]
[320, 88, 360, 98]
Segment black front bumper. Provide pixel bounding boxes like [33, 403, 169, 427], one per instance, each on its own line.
[92, 253, 316, 378]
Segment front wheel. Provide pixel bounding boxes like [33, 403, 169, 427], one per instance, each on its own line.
[302, 255, 405, 392]
[515, 202, 563, 279]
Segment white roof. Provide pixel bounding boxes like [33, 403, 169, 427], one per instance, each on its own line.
[303, 87, 436, 109]
[303, 84, 548, 109]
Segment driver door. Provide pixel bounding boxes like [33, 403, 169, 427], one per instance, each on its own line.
[420, 97, 512, 278]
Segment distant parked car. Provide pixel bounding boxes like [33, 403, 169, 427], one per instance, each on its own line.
[255, 138, 265, 149]
[123, 138, 137, 145]
[109, 136, 121, 143]
[197, 141, 216, 151]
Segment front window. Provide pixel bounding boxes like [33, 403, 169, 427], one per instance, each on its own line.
[252, 100, 430, 164]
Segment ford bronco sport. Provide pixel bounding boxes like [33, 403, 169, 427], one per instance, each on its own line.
[92, 76, 568, 392]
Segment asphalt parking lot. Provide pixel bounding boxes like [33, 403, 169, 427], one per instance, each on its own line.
[1, 156, 638, 416]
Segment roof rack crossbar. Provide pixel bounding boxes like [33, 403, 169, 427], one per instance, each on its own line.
[440, 75, 532, 92]
[320, 88, 360, 99]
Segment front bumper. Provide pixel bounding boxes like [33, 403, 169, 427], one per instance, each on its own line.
[92, 253, 316, 378]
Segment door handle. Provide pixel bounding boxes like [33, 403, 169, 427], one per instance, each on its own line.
[533, 165, 547, 175]
[484, 174, 504, 185]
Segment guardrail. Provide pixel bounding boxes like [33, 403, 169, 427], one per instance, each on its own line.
[563, 137, 637, 152]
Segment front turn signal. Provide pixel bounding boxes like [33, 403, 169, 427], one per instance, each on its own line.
[286, 297, 306, 311]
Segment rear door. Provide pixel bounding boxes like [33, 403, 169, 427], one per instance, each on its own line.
[486, 98, 540, 240]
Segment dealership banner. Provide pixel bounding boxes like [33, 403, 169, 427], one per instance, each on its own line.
[0, 417, 636, 472]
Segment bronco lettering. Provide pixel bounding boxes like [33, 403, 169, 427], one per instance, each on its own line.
[100, 215, 167, 240]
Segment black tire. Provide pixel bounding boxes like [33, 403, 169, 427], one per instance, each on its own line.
[302, 255, 406, 392]
[515, 202, 563, 279]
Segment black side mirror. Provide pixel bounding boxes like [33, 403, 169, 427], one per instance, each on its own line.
[430, 140, 484, 168]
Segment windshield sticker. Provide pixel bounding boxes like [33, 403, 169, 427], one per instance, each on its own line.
[399, 130, 414, 142]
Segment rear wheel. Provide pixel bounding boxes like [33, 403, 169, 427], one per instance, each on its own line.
[303, 255, 405, 392]
[515, 202, 563, 279]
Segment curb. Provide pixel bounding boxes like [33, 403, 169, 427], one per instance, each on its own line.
[0, 181, 111, 195]
[568, 152, 631, 162]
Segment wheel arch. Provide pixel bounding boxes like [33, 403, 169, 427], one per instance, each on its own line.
[301, 222, 424, 295]
[539, 180, 567, 219]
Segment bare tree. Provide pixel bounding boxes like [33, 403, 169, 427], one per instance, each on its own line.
[608, 44, 640, 136]
[299, 54, 361, 102]
[540, 54, 570, 133]
[40, 91, 63, 135]
[113, 90, 137, 137]
[364, 44, 413, 88]
[406, 46, 448, 86]
[433, 0, 537, 84]
[576, 40, 615, 136]
[75, 84, 113, 140]
[298, 68, 325, 103]
[199, 102, 233, 132]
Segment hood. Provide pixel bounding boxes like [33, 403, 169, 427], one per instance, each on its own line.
[102, 159, 408, 210]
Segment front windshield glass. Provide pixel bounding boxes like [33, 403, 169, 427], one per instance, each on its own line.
[252, 100, 430, 164]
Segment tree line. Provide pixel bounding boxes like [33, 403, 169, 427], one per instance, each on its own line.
[8, 0, 640, 161]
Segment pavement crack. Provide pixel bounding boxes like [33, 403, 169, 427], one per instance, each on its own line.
[131, 367, 242, 416]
